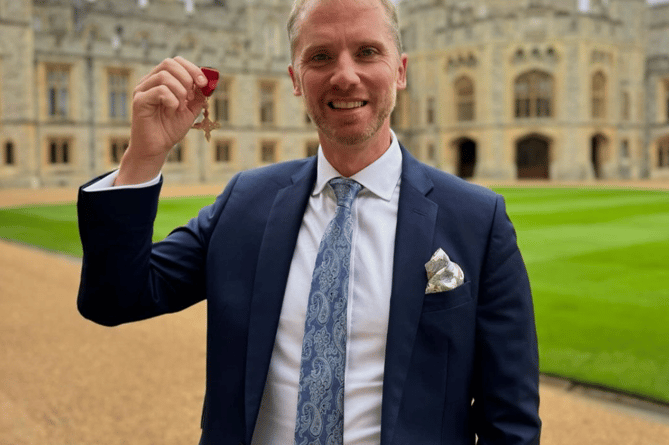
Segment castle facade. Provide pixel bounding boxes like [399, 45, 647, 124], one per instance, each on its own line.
[1, 0, 668, 188]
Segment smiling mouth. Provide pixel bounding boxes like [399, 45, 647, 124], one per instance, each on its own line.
[328, 101, 367, 110]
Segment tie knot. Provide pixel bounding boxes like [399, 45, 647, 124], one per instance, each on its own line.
[329, 177, 362, 209]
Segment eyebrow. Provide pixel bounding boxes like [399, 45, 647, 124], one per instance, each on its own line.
[301, 38, 388, 55]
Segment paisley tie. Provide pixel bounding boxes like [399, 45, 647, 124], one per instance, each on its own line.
[294, 177, 362, 445]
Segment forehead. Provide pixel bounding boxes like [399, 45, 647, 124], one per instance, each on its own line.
[296, 0, 390, 48]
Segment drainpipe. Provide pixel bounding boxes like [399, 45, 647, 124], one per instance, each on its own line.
[86, 40, 96, 177]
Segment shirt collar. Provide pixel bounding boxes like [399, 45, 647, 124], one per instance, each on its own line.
[313, 130, 402, 202]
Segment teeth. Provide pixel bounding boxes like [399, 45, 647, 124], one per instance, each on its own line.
[330, 101, 364, 109]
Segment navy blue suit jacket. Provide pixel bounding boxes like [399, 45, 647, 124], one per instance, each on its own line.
[77, 147, 541, 445]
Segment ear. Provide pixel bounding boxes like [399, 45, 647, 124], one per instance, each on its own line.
[396, 53, 408, 90]
[288, 65, 302, 96]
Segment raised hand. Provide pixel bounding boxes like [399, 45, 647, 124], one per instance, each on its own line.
[116, 57, 208, 185]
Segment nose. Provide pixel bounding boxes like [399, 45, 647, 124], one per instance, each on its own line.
[330, 53, 360, 91]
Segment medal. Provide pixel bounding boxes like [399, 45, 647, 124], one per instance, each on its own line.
[192, 67, 221, 142]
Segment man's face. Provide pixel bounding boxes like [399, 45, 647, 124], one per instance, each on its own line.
[289, 0, 407, 148]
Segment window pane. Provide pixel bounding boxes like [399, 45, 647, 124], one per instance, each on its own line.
[261, 142, 276, 163]
[426, 97, 435, 124]
[515, 71, 553, 118]
[62, 141, 69, 163]
[306, 141, 319, 157]
[167, 144, 183, 163]
[5, 142, 15, 165]
[592, 72, 606, 119]
[110, 139, 128, 163]
[110, 92, 117, 118]
[60, 88, 69, 117]
[659, 146, 664, 167]
[215, 98, 229, 122]
[214, 80, 230, 123]
[515, 80, 529, 96]
[215, 141, 230, 162]
[109, 72, 129, 120]
[50, 142, 57, 163]
[120, 92, 127, 119]
[49, 88, 57, 116]
[47, 67, 70, 118]
[260, 82, 276, 124]
[455, 77, 475, 121]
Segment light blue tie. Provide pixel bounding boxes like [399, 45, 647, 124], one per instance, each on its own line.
[294, 177, 362, 445]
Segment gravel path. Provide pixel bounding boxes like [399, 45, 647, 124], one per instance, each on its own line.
[1, 181, 668, 444]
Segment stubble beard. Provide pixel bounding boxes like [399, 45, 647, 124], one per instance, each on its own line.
[307, 88, 397, 147]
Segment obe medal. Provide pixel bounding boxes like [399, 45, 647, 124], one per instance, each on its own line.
[192, 67, 221, 142]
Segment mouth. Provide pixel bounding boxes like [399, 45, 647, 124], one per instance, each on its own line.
[328, 101, 367, 110]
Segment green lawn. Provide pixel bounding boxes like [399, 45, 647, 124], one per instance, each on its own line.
[498, 187, 669, 404]
[0, 196, 215, 257]
[1, 187, 668, 403]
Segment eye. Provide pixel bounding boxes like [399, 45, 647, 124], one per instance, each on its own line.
[310, 52, 330, 62]
[359, 47, 379, 57]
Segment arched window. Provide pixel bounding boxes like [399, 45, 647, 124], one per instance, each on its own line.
[455, 76, 474, 121]
[658, 138, 669, 168]
[514, 70, 553, 118]
[592, 71, 607, 119]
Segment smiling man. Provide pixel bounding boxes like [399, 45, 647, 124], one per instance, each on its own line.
[287, 0, 407, 176]
[76, 0, 541, 444]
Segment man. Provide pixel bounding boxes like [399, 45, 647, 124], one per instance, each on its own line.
[77, 0, 541, 443]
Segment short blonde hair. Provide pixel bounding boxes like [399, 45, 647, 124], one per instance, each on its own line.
[287, 0, 403, 62]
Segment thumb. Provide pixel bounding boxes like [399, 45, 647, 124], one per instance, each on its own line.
[187, 88, 207, 116]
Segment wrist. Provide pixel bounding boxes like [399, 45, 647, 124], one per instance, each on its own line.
[115, 149, 167, 186]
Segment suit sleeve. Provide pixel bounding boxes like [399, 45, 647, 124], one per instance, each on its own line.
[76, 172, 238, 327]
[471, 195, 542, 444]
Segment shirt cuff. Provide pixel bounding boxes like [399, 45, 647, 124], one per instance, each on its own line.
[83, 170, 162, 192]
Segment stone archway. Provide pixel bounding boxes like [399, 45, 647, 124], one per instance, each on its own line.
[516, 134, 550, 179]
[454, 138, 477, 179]
[591, 134, 609, 179]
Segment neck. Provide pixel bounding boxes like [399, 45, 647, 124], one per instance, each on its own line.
[320, 126, 393, 177]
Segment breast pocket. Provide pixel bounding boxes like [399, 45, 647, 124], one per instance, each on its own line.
[421, 281, 473, 312]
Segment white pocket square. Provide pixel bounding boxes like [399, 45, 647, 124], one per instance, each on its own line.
[425, 248, 464, 294]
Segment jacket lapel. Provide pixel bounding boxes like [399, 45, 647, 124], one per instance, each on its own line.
[244, 159, 317, 442]
[381, 148, 438, 445]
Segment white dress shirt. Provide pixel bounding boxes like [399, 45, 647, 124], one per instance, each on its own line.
[251, 134, 402, 445]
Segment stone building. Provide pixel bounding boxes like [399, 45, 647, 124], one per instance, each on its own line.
[397, 0, 669, 180]
[0, 0, 318, 188]
[1, 0, 669, 188]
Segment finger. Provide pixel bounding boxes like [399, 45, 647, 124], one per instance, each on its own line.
[138, 58, 202, 97]
[133, 85, 181, 115]
[173, 56, 208, 90]
[134, 71, 191, 110]
[187, 88, 207, 116]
